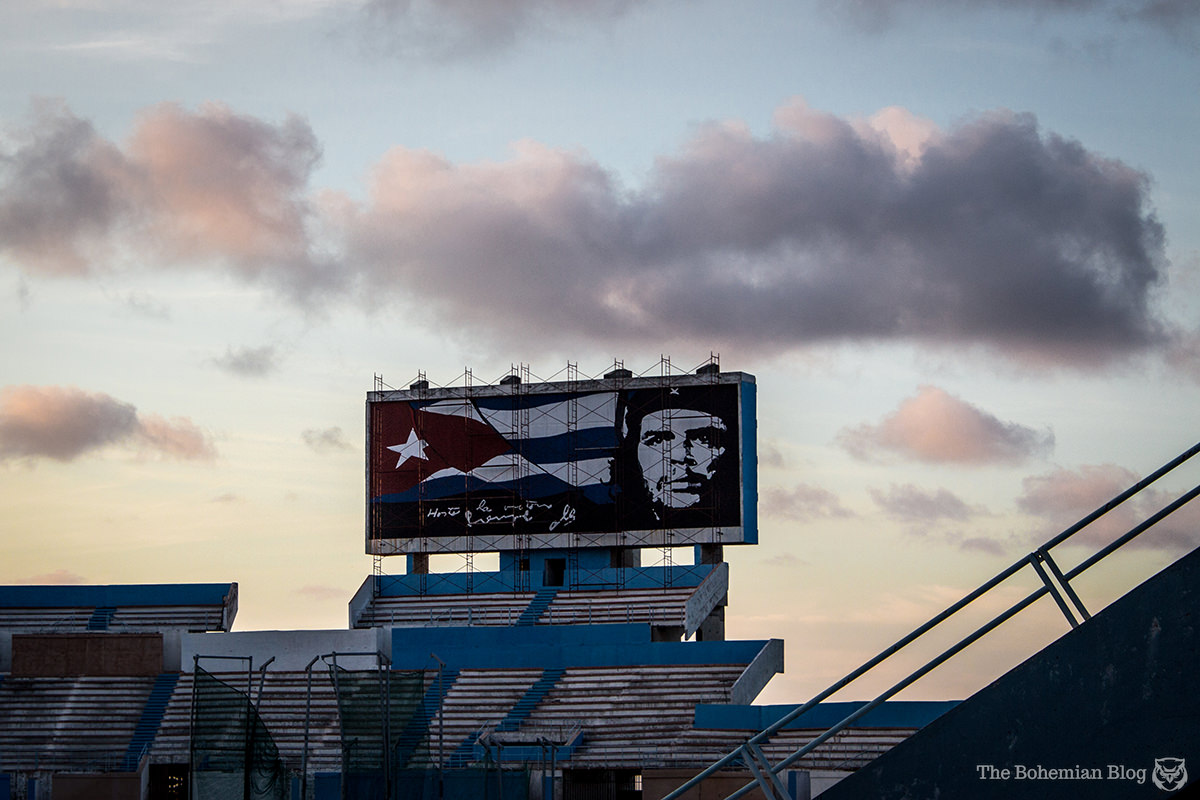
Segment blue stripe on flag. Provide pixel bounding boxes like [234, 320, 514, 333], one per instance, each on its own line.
[511, 427, 617, 464]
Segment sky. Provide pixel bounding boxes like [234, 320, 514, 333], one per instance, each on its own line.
[2, 0, 1200, 705]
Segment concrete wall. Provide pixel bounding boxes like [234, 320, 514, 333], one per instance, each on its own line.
[729, 637, 783, 705]
[642, 769, 783, 800]
[52, 767, 146, 800]
[180, 628, 385, 672]
[11, 633, 163, 677]
[819, 545, 1200, 800]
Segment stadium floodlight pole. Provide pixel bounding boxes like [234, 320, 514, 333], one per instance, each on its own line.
[431, 652, 447, 800]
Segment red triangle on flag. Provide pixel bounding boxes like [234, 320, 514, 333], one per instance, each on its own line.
[372, 401, 513, 497]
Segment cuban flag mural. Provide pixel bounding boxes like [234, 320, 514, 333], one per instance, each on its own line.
[367, 381, 752, 550]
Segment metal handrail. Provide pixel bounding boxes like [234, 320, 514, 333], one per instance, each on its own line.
[664, 440, 1200, 800]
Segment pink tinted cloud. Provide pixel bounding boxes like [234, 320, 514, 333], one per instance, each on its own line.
[136, 414, 218, 461]
[126, 102, 321, 278]
[0, 385, 216, 463]
[839, 386, 1054, 465]
[15, 569, 86, 585]
[0, 100, 329, 292]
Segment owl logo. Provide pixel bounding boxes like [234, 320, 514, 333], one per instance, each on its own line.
[1152, 757, 1187, 792]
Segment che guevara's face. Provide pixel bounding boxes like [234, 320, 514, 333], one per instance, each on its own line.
[636, 409, 727, 508]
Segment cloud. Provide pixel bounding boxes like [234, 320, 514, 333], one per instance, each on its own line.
[762, 483, 854, 521]
[0, 99, 129, 275]
[0, 99, 333, 296]
[119, 291, 170, 320]
[14, 568, 86, 584]
[0, 385, 217, 463]
[136, 414, 218, 460]
[759, 441, 786, 469]
[210, 345, 281, 377]
[1018, 463, 1200, 550]
[1129, 0, 1200, 38]
[868, 483, 1008, 553]
[870, 483, 980, 522]
[838, 385, 1054, 464]
[360, 0, 646, 60]
[341, 101, 1168, 364]
[959, 536, 1008, 556]
[822, 0, 1200, 45]
[297, 583, 346, 601]
[3, 99, 1174, 367]
[302, 426, 353, 453]
[1165, 329, 1200, 381]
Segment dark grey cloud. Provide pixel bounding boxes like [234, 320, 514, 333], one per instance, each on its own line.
[0, 98, 129, 275]
[360, 0, 646, 60]
[762, 483, 854, 522]
[870, 483, 980, 523]
[1, 100, 1175, 369]
[302, 426, 353, 453]
[210, 345, 280, 378]
[343, 103, 1169, 366]
[0, 385, 217, 462]
[823, 0, 1199, 45]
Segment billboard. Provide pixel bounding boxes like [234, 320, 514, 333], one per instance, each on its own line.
[367, 371, 756, 554]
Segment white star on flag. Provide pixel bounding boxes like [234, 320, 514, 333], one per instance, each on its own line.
[387, 429, 429, 468]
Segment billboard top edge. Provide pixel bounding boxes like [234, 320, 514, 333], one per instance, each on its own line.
[367, 370, 755, 403]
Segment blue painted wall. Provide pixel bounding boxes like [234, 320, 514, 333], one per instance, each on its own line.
[740, 378, 757, 546]
[820, 545, 1200, 799]
[376, 562, 714, 596]
[694, 701, 959, 731]
[390, 623, 772, 670]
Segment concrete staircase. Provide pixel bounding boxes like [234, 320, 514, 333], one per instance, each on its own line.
[394, 668, 461, 768]
[496, 667, 565, 732]
[87, 607, 116, 631]
[122, 672, 179, 770]
[516, 588, 558, 626]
